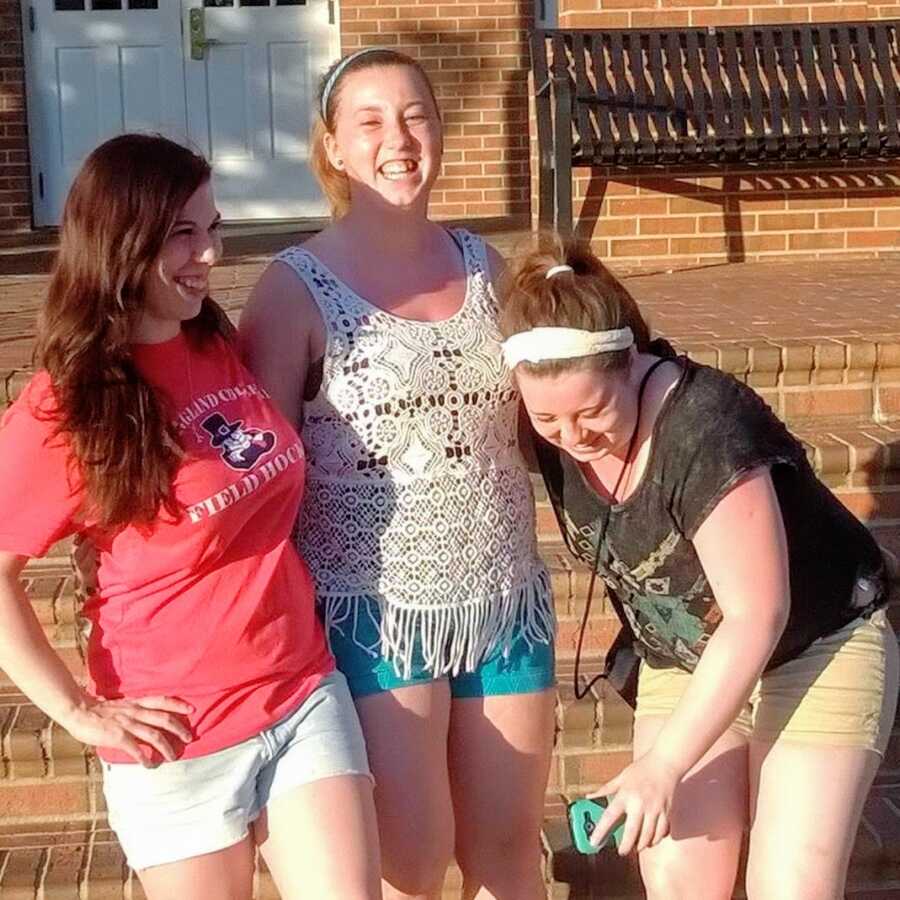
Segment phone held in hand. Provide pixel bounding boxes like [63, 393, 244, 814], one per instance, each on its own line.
[568, 797, 625, 854]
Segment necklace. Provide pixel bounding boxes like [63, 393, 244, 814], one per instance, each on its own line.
[573, 356, 668, 701]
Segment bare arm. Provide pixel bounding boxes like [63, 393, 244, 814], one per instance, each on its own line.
[484, 242, 541, 469]
[0, 552, 192, 765]
[239, 261, 321, 429]
[593, 468, 790, 853]
[648, 467, 789, 772]
[485, 243, 509, 302]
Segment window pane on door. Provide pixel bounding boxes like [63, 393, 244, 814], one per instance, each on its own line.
[276, 0, 306, 4]
[204, 1, 235, 6]
[128, 0, 159, 8]
[239, 0, 270, 5]
[90, 0, 123, 8]
[55, 1, 86, 9]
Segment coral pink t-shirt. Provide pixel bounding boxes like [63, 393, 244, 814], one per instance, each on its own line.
[0, 331, 332, 762]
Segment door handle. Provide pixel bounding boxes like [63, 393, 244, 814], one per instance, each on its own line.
[189, 8, 221, 60]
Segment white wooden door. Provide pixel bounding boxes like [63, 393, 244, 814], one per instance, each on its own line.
[22, 0, 337, 225]
[182, 0, 337, 220]
[22, 1, 187, 226]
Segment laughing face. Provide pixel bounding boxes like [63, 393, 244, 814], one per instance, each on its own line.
[134, 179, 222, 343]
[515, 363, 640, 464]
[324, 64, 443, 214]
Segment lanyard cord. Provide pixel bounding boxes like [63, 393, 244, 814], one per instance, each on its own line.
[573, 357, 669, 700]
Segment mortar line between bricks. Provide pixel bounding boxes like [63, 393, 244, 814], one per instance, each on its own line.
[79, 819, 96, 900]
[36, 846, 50, 899]
[2, 706, 19, 780]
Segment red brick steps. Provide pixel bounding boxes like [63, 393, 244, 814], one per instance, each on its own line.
[2, 253, 900, 896]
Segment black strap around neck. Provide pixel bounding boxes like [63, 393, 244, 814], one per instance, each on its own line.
[573, 356, 669, 700]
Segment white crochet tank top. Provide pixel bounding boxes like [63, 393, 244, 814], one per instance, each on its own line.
[277, 230, 552, 678]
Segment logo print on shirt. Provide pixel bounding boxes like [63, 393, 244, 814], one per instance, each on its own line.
[200, 412, 276, 470]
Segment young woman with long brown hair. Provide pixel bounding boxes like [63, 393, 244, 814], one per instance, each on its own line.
[0, 133, 380, 900]
[500, 235, 898, 900]
[241, 49, 555, 900]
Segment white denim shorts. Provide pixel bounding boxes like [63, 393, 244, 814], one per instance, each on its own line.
[101, 669, 372, 870]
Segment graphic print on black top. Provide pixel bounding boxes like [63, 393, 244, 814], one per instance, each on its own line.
[201, 412, 276, 470]
[557, 507, 718, 669]
[534, 354, 887, 673]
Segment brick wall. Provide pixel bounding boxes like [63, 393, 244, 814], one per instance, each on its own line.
[339, 0, 534, 221]
[0, 0, 30, 233]
[5, 0, 900, 255]
[548, 0, 900, 272]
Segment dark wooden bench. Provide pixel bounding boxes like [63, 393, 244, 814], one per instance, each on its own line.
[531, 21, 900, 233]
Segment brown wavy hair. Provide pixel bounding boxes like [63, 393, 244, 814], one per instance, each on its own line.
[499, 234, 650, 376]
[35, 133, 233, 530]
[311, 48, 441, 219]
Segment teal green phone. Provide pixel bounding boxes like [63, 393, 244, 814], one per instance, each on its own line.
[567, 798, 625, 854]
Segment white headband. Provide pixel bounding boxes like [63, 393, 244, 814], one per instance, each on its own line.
[321, 48, 383, 118]
[545, 264, 573, 279]
[502, 327, 634, 368]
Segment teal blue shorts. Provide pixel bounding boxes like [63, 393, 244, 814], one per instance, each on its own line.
[328, 599, 556, 699]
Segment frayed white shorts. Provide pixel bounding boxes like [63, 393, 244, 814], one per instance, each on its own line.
[101, 669, 372, 870]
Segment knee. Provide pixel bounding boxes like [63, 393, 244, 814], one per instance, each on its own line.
[746, 847, 843, 900]
[382, 831, 453, 898]
[455, 824, 543, 885]
[640, 843, 736, 900]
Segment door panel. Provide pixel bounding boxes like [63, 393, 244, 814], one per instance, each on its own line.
[182, 1, 335, 219]
[23, 1, 186, 225]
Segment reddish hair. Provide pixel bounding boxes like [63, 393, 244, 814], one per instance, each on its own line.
[499, 234, 650, 376]
[311, 49, 441, 219]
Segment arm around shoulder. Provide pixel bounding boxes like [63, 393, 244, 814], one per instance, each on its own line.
[238, 260, 322, 428]
[484, 243, 508, 291]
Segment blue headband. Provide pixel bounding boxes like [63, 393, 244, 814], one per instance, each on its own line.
[320, 48, 384, 120]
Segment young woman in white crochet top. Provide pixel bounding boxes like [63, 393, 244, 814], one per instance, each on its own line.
[240, 49, 556, 900]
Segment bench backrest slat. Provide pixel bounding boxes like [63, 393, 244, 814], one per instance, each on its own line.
[647, 32, 674, 159]
[740, 28, 768, 157]
[704, 29, 731, 154]
[781, 27, 807, 152]
[627, 32, 657, 158]
[572, 32, 595, 162]
[857, 26, 883, 153]
[588, 34, 618, 161]
[608, 31, 637, 162]
[873, 25, 900, 152]
[722, 29, 745, 158]
[684, 28, 710, 153]
[798, 27, 822, 152]
[836, 25, 863, 153]
[816, 25, 845, 155]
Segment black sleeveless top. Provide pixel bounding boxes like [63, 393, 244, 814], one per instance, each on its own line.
[534, 350, 888, 673]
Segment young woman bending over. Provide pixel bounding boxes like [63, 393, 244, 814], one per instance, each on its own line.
[499, 236, 898, 900]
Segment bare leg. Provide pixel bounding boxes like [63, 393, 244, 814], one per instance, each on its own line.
[255, 774, 381, 900]
[746, 740, 880, 900]
[634, 715, 748, 900]
[356, 681, 454, 900]
[450, 689, 555, 900]
[136, 837, 255, 900]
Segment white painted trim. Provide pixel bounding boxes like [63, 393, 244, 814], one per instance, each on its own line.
[20, 0, 46, 227]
